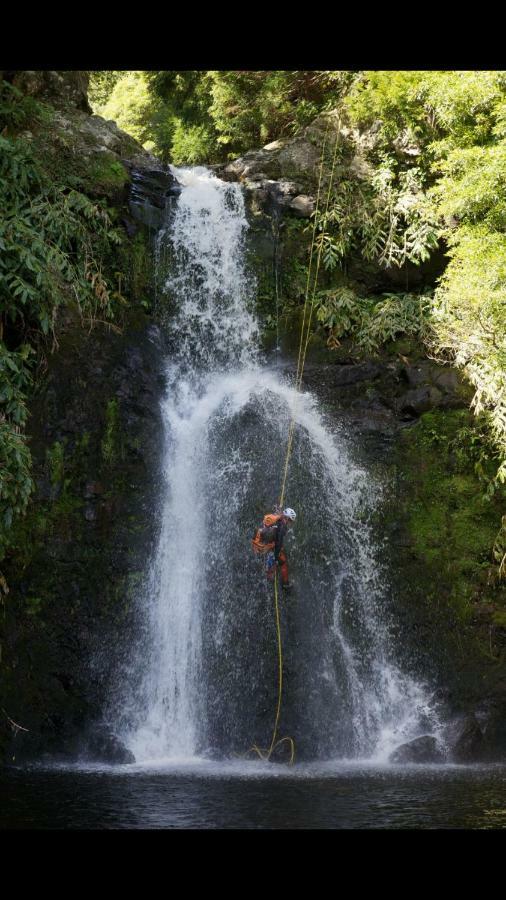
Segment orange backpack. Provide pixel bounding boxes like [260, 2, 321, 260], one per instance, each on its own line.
[251, 513, 281, 555]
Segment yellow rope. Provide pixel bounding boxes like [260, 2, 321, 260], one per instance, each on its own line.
[293, 124, 330, 391]
[244, 119, 340, 768]
[242, 571, 295, 766]
[300, 129, 341, 371]
[279, 126, 340, 509]
[278, 125, 330, 510]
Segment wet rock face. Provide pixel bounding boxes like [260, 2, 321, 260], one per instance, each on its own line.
[295, 349, 506, 760]
[81, 725, 135, 765]
[219, 113, 340, 218]
[223, 161, 316, 218]
[389, 735, 446, 763]
[298, 356, 471, 438]
[1, 310, 166, 763]
[128, 166, 182, 229]
[42, 108, 148, 177]
[68, 113, 142, 158]
[222, 129, 323, 189]
[448, 716, 485, 762]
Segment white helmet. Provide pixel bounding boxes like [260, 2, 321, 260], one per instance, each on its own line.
[283, 507, 296, 521]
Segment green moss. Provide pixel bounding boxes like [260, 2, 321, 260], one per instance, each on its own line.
[492, 610, 506, 629]
[101, 398, 120, 465]
[386, 337, 423, 359]
[78, 431, 90, 450]
[46, 440, 66, 487]
[24, 596, 43, 617]
[400, 408, 506, 630]
[88, 156, 129, 191]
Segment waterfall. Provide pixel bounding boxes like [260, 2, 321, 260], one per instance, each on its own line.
[113, 165, 444, 764]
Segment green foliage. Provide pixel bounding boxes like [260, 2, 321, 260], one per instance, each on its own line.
[430, 227, 506, 481]
[450, 421, 499, 483]
[0, 80, 127, 559]
[97, 72, 174, 161]
[493, 516, 506, 579]
[88, 71, 124, 109]
[314, 161, 439, 271]
[315, 287, 431, 355]
[90, 70, 351, 165]
[101, 398, 119, 465]
[0, 344, 34, 548]
[145, 71, 214, 126]
[423, 71, 505, 151]
[208, 71, 348, 158]
[345, 70, 432, 146]
[400, 409, 506, 616]
[170, 120, 217, 166]
[46, 441, 65, 488]
[24, 595, 43, 616]
[431, 142, 506, 231]
[342, 70, 506, 544]
[89, 157, 129, 193]
[0, 137, 124, 337]
[344, 71, 506, 159]
[0, 80, 52, 134]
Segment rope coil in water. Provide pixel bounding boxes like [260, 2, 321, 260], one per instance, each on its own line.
[244, 120, 340, 766]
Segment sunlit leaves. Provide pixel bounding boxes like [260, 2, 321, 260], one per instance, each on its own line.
[431, 227, 506, 473]
[314, 161, 439, 272]
[430, 142, 506, 231]
[98, 72, 174, 161]
[315, 288, 431, 355]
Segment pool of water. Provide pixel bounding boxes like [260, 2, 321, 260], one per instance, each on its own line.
[3, 759, 506, 829]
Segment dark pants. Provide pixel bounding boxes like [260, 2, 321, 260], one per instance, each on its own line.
[266, 549, 289, 585]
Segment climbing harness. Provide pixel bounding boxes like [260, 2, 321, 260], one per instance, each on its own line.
[244, 120, 341, 767]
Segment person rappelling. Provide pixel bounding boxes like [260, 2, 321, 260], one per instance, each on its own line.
[252, 507, 296, 590]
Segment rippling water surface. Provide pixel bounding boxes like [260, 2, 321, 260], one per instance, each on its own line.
[3, 762, 506, 829]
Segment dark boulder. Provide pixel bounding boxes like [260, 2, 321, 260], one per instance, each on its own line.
[398, 386, 442, 418]
[10, 70, 91, 113]
[302, 361, 383, 388]
[289, 195, 315, 218]
[389, 735, 445, 763]
[83, 725, 135, 765]
[451, 716, 485, 763]
[128, 166, 182, 229]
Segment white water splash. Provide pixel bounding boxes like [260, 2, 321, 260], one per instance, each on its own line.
[158, 165, 259, 370]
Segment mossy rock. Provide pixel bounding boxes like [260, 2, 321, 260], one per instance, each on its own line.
[383, 405, 506, 703]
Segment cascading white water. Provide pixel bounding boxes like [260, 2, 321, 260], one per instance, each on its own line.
[116, 165, 444, 764]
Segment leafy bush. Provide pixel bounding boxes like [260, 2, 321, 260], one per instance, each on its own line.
[88, 71, 124, 109]
[97, 72, 174, 161]
[315, 287, 431, 355]
[0, 82, 125, 558]
[90, 70, 351, 165]
[170, 121, 217, 165]
[0, 136, 124, 335]
[343, 71, 506, 496]
[430, 227, 506, 481]
[313, 161, 439, 271]
[0, 344, 34, 549]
